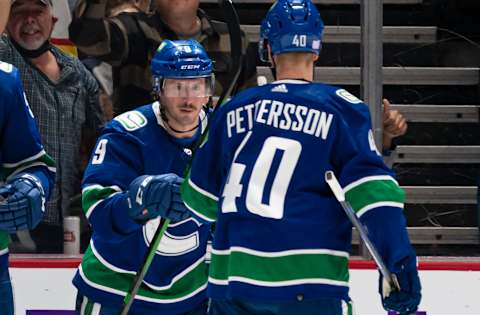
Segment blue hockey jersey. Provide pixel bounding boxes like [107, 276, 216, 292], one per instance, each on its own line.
[182, 79, 414, 302]
[73, 103, 211, 313]
[0, 61, 55, 270]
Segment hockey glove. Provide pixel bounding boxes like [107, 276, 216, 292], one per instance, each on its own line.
[0, 174, 45, 233]
[379, 257, 422, 315]
[127, 174, 190, 223]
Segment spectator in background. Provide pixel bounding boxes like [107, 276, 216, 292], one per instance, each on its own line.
[106, 0, 151, 16]
[0, 0, 105, 253]
[69, 0, 258, 114]
[81, 0, 153, 121]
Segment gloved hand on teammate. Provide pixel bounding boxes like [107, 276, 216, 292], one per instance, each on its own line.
[127, 173, 190, 223]
[379, 256, 422, 315]
[0, 173, 45, 233]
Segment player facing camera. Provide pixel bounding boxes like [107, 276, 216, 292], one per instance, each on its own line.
[151, 39, 214, 133]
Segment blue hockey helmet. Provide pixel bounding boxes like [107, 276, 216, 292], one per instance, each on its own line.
[259, 0, 324, 62]
[151, 39, 215, 97]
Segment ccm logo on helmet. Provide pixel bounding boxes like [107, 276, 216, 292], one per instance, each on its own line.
[181, 65, 201, 70]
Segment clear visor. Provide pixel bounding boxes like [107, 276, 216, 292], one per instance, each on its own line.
[160, 77, 214, 98]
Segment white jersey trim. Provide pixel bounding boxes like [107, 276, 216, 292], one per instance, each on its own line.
[90, 240, 136, 274]
[2, 149, 47, 168]
[6, 162, 56, 182]
[184, 202, 216, 223]
[187, 178, 219, 202]
[211, 247, 349, 259]
[343, 175, 398, 193]
[0, 248, 8, 256]
[82, 184, 122, 194]
[92, 240, 208, 292]
[84, 192, 121, 219]
[271, 79, 309, 85]
[78, 265, 208, 304]
[143, 255, 207, 291]
[356, 201, 404, 218]
[208, 275, 348, 288]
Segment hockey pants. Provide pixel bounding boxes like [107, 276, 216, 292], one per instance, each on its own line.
[75, 293, 208, 315]
[209, 298, 354, 315]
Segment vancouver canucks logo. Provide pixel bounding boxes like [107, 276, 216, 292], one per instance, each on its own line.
[143, 217, 200, 256]
[183, 148, 192, 156]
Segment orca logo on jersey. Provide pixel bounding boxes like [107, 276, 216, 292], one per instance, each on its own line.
[335, 89, 363, 104]
[143, 217, 200, 256]
[115, 111, 148, 131]
[0, 61, 13, 73]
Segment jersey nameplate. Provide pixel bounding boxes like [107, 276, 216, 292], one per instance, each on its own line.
[335, 89, 363, 104]
[0, 61, 13, 74]
[114, 111, 148, 131]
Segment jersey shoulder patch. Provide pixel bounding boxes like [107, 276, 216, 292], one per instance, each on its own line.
[335, 89, 363, 104]
[0, 61, 13, 74]
[114, 110, 148, 131]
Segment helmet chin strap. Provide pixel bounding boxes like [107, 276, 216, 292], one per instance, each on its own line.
[10, 37, 51, 59]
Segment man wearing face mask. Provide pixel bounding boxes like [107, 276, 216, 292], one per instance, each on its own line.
[0, 0, 105, 253]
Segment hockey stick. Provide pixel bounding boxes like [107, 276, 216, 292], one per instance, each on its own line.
[120, 217, 169, 315]
[215, 0, 244, 108]
[324, 171, 401, 292]
[120, 2, 243, 314]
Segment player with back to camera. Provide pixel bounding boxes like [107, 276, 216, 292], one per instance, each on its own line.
[181, 0, 422, 314]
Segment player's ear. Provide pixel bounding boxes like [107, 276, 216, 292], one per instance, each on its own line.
[313, 54, 319, 62]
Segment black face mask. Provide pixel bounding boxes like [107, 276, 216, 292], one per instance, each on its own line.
[10, 37, 51, 59]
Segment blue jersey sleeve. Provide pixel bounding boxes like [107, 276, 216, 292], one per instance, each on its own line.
[182, 108, 231, 223]
[0, 62, 55, 199]
[332, 114, 414, 273]
[81, 123, 144, 240]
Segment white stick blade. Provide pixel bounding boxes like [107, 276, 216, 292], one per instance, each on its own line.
[325, 171, 346, 202]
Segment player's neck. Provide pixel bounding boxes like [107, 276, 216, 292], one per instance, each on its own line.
[275, 65, 314, 82]
[163, 117, 199, 139]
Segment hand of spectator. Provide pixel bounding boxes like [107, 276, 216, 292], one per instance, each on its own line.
[383, 99, 408, 150]
[0, 174, 45, 233]
[127, 174, 190, 223]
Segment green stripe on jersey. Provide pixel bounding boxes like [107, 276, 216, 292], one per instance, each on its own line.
[181, 177, 218, 222]
[82, 185, 122, 216]
[210, 248, 349, 286]
[345, 178, 404, 217]
[80, 245, 208, 302]
[0, 152, 55, 180]
[0, 232, 8, 251]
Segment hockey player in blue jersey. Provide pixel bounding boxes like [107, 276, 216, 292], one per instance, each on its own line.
[72, 39, 214, 314]
[181, 0, 422, 314]
[0, 4, 56, 314]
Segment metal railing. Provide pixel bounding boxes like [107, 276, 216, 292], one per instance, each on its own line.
[256, 66, 480, 85]
[391, 105, 480, 123]
[242, 25, 437, 44]
[394, 146, 480, 164]
[353, 227, 480, 245]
